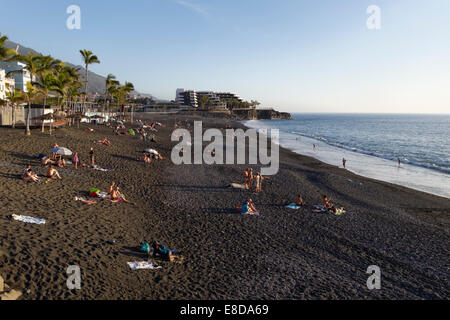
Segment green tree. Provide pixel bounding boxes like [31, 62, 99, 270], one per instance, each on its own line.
[5, 89, 24, 128]
[79, 49, 100, 111]
[22, 82, 42, 136]
[0, 34, 17, 61]
[198, 95, 212, 110]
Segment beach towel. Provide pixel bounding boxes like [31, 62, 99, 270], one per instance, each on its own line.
[230, 183, 246, 189]
[127, 261, 161, 271]
[312, 205, 328, 214]
[90, 165, 112, 172]
[286, 203, 302, 210]
[12, 214, 46, 225]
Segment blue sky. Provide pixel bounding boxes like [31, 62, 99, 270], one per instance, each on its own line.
[1, 0, 449, 113]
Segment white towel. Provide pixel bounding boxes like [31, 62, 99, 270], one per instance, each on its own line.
[12, 214, 46, 225]
[127, 261, 162, 271]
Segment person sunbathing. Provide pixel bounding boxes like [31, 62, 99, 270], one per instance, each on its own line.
[323, 195, 333, 209]
[98, 137, 111, 146]
[296, 195, 306, 206]
[242, 199, 258, 215]
[151, 241, 180, 262]
[330, 206, 346, 214]
[47, 165, 62, 180]
[110, 186, 131, 203]
[41, 155, 54, 166]
[56, 157, 66, 168]
[108, 182, 116, 194]
[22, 165, 40, 182]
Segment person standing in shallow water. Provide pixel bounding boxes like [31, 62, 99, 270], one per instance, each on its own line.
[342, 158, 347, 169]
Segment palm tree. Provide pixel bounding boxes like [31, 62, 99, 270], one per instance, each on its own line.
[79, 49, 100, 112]
[0, 34, 17, 61]
[104, 74, 119, 113]
[117, 82, 134, 116]
[6, 89, 24, 128]
[198, 95, 212, 110]
[22, 82, 42, 136]
[10, 52, 42, 92]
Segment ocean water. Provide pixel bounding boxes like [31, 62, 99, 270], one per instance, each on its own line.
[245, 114, 450, 199]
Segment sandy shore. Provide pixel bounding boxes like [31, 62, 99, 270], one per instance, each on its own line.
[0, 115, 449, 300]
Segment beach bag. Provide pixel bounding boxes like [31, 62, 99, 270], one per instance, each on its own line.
[89, 188, 100, 197]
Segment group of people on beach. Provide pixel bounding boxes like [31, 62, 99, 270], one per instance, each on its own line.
[243, 168, 268, 192]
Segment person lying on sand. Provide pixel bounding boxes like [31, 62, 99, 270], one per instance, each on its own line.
[97, 137, 111, 146]
[47, 165, 62, 180]
[296, 194, 306, 206]
[330, 206, 346, 214]
[151, 241, 181, 262]
[323, 195, 333, 209]
[41, 155, 54, 166]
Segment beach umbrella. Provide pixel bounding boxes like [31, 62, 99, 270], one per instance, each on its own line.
[51, 147, 73, 156]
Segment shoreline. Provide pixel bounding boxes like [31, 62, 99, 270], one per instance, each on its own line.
[0, 115, 449, 299]
[243, 118, 450, 199]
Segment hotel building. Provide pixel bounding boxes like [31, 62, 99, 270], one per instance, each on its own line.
[0, 69, 15, 100]
[0, 61, 31, 92]
[175, 88, 242, 109]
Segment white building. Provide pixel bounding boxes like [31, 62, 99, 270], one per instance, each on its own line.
[0, 61, 31, 92]
[0, 69, 15, 100]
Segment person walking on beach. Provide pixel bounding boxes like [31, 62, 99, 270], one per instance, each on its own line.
[398, 158, 401, 167]
[89, 147, 95, 166]
[342, 158, 347, 169]
[73, 152, 79, 169]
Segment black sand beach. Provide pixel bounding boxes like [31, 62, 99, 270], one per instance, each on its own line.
[0, 115, 449, 300]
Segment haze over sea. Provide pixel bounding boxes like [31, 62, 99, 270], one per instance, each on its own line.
[246, 113, 450, 199]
